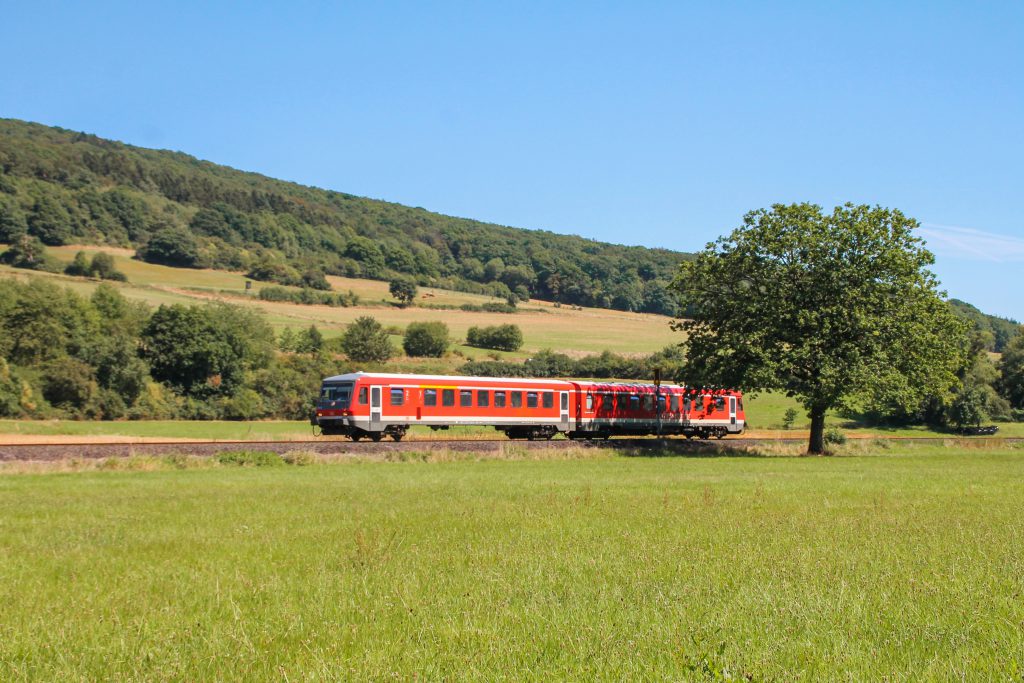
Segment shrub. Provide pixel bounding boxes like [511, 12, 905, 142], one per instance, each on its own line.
[466, 324, 523, 352]
[824, 427, 847, 446]
[340, 316, 395, 363]
[403, 321, 449, 357]
[217, 450, 285, 467]
[782, 407, 798, 430]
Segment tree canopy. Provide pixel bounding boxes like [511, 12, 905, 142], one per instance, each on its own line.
[671, 203, 969, 453]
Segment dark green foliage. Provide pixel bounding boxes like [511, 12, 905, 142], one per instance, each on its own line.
[141, 302, 274, 396]
[389, 277, 417, 306]
[340, 316, 395, 363]
[40, 357, 98, 413]
[403, 321, 449, 357]
[782, 408, 798, 430]
[671, 203, 968, 454]
[998, 332, 1024, 410]
[138, 224, 202, 267]
[0, 358, 23, 417]
[0, 119, 690, 315]
[0, 234, 60, 272]
[257, 285, 358, 307]
[948, 299, 1019, 352]
[466, 324, 523, 352]
[27, 195, 71, 245]
[65, 251, 126, 281]
[0, 196, 28, 242]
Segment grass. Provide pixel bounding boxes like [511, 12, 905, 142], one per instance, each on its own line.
[2, 246, 681, 357]
[0, 443, 1022, 679]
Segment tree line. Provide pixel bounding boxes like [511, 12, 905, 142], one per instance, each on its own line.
[0, 119, 685, 316]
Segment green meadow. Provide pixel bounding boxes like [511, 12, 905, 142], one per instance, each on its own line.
[1, 443, 1022, 680]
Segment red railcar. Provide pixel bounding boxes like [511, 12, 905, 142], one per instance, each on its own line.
[312, 372, 745, 441]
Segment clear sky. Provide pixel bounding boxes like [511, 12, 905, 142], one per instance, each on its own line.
[3, 1, 1022, 318]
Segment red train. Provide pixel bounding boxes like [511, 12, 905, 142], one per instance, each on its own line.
[312, 372, 745, 442]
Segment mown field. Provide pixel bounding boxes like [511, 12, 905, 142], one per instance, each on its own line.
[0, 246, 680, 359]
[1, 444, 1022, 680]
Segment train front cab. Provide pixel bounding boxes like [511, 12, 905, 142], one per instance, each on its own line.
[682, 389, 745, 439]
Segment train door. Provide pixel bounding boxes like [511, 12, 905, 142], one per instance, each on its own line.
[729, 396, 737, 426]
[370, 386, 382, 431]
[560, 391, 570, 431]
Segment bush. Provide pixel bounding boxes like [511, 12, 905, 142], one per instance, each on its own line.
[217, 450, 285, 467]
[340, 316, 395, 363]
[824, 427, 847, 446]
[282, 450, 319, 466]
[403, 321, 449, 357]
[782, 407, 798, 430]
[466, 324, 523, 352]
[258, 285, 357, 307]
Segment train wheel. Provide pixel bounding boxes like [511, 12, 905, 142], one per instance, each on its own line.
[351, 433, 362, 442]
[391, 433, 403, 442]
[371, 433, 383, 442]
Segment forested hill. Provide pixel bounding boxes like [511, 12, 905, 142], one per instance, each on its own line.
[0, 118, 688, 314]
[948, 299, 1020, 353]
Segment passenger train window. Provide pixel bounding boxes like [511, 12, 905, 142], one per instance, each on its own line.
[715, 397, 725, 409]
[737, 398, 743, 411]
[460, 390, 472, 407]
[542, 392, 553, 409]
[477, 390, 490, 407]
[495, 391, 506, 408]
[358, 387, 368, 405]
[585, 394, 594, 410]
[511, 391, 522, 408]
[643, 395, 654, 411]
[670, 395, 678, 412]
[629, 395, 639, 410]
[424, 389, 437, 406]
[390, 388, 404, 406]
[561, 393, 568, 410]
[657, 396, 666, 411]
[442, 389, 455, 407]
[527, 392, 538, 408]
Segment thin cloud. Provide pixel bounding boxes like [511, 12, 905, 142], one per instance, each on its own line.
[917, 223, 1024, 262]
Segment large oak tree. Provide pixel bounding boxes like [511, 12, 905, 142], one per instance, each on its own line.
[671, 203, 968, 453]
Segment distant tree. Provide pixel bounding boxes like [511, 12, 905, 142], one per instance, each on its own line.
[0, 234, 56, 272]
[141, 303, 274, 396]
[782, 407, 798, 430]
[466, 324, 523, 352]
[89, 252, 126, 281]
[671, 203, 968, 454]
[138, 225, 202, 268]
[65, 251, 92, 276]
[947, 384, 987, 430]
[301, 269, 331, 291]
[294, 324, 324, 354]
[998, 332, 1024, 410]
[27, 195, 71, 245]
[403, 321, 449, 357]
[0, 197, 28, 242]
[389, 277, 418, 306]
[340, 316, 395, 363]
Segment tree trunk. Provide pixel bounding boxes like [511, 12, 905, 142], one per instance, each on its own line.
[808, 408, 826, 455]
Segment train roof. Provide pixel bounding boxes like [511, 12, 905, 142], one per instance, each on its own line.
[321, 372, 573, 386]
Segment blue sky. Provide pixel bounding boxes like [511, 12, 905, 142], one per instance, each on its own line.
[3, 1, 1022, 318]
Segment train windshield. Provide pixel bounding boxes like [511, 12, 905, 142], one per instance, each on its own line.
[319, 382, 353, 407]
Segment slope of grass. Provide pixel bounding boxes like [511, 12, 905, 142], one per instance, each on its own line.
[1, 445, 1022, 679]
[4, 247, 680, 356]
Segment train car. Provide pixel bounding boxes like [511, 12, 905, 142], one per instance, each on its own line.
[566, 382, 745, 439]
[313, 372, 574, 441]
[313, 372, 745, 441]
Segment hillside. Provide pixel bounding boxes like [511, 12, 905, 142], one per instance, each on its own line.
[0, 118, 688, 315]
[948, 299, 1020, 352]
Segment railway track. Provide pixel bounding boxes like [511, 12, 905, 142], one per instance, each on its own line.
[0, 435, 1019, 462]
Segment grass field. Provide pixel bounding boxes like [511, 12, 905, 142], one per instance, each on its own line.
[1, 246, 681, 357]
[1, 444, 1022, 680]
